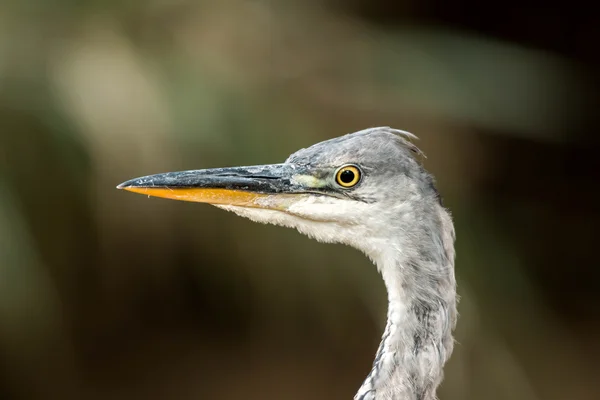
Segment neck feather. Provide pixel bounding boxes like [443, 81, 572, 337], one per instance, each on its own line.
[354, 206, 457, 400]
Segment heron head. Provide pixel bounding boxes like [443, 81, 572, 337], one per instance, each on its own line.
[117, 127, 439, 252]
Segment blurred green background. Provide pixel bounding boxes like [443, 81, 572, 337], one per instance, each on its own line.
[0, 0, 598, 399]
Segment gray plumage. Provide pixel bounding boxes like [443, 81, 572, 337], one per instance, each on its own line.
[118, 127, 458, 400]
[221, 128, 457, 399]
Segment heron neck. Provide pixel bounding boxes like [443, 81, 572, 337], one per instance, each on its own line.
[354, 209, 457, 400]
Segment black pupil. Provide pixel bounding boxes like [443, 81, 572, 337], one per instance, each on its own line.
[340, 169, 355, 184]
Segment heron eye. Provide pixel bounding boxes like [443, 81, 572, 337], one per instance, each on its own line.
[335, 165, 361, 188]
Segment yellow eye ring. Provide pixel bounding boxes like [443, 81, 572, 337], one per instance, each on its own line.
[335, 165, 361, 188]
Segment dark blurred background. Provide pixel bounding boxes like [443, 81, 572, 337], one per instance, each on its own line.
[0, 1, 599, 399]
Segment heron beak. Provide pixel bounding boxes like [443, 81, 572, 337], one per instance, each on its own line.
[116, 164, 311, 209]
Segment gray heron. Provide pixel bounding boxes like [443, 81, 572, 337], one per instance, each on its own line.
[117, 127, 458, 400]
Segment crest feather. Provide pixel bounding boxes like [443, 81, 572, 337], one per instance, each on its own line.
[354, 126, 426, 159]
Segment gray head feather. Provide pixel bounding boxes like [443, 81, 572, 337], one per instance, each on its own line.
[286, 127, 440, 207]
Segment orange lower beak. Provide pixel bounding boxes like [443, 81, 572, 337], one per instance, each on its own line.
[120, 187, 269, 207]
